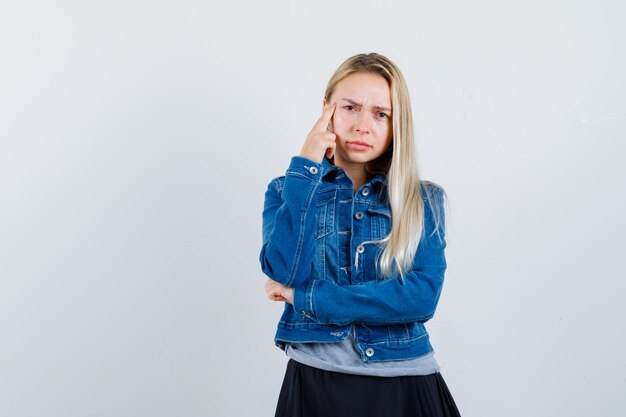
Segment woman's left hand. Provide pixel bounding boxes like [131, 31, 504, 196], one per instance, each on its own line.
[264, 278, 294, 305]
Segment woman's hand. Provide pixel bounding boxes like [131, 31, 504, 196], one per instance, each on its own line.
[264, 278, 294, 305]
[299, 102, 337, 164]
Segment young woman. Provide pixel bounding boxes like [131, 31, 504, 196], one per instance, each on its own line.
[260, 52, 461, 417]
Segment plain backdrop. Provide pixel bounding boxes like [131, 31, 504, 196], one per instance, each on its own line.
[1, 1, 625, 416]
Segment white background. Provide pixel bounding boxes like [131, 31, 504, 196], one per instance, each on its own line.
[1, 1, 625, 416]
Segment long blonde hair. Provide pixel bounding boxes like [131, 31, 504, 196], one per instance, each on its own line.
[324, 52, 448, 280]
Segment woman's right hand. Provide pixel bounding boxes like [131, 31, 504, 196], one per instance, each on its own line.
[299, 102, 337, 164]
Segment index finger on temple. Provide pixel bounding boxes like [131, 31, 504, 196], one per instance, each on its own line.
[313, 102, 336, 132]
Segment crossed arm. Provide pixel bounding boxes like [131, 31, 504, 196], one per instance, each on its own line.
[292, 239, 446, 326]
[264, 221, 447, 326]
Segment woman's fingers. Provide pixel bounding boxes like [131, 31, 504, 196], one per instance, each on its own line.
[265, 278, 287, 301]
[300, 102, 337, 163]
[311, 102, 336, 133]
[263, 278, 294, 305]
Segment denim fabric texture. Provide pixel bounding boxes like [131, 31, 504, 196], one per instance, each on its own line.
[260, 154, 447, 362]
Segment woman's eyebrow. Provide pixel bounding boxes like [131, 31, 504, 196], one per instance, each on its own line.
[339, 97, 392, 112]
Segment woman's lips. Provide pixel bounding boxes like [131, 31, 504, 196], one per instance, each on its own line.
[347, 141, 372, 151]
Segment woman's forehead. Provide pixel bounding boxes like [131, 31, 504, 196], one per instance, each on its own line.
[333, 73, 391, 108]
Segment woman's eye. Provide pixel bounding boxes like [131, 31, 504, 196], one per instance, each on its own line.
[344, 105, 355, 111]
[378, 112, 389, 119]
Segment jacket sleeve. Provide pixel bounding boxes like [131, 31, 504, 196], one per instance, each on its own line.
[259, 156, 324, 288]
[293, 185, 447, 326]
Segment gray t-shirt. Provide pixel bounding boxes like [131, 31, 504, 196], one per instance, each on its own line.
[285, 325, 441, 377]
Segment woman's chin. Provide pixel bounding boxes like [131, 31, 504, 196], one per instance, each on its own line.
[345, 152, 378, 164]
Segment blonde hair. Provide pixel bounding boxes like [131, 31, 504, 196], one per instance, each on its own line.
[324, 52, 448, 280]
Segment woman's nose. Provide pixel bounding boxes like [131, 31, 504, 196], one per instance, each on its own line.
[354, 112, 371, 134]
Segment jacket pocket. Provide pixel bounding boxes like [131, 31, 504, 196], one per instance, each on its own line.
[370, 323, 427, 343]
[367, 205, 391, 240]
[387, 323, 410, 341]
[405, 322, 428, 341]
[315, 189, 337, 239]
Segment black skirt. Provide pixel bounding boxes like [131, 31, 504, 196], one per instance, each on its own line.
[275, 358, 462, 417]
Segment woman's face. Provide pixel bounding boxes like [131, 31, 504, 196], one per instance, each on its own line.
[324, 71, 393, 167]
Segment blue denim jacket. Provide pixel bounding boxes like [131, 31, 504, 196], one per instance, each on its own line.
[259, 155, 447, 362]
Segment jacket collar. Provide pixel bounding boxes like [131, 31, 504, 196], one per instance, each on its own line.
[321, 155, 389, 187]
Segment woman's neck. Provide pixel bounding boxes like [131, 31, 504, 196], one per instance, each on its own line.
[343, 167, 370, 194]
[333, 156, 371, 194]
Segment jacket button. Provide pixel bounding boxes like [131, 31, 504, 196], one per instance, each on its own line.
[365, 348, 374, 357]
[355, 211, 364, 220]
[361, 188, 369, 196]
[308, 166, 319, 175]
[356, 245, 365, 253]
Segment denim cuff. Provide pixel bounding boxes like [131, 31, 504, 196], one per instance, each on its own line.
[285, 156, 324, 182]
[293, 279, 317, 320]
